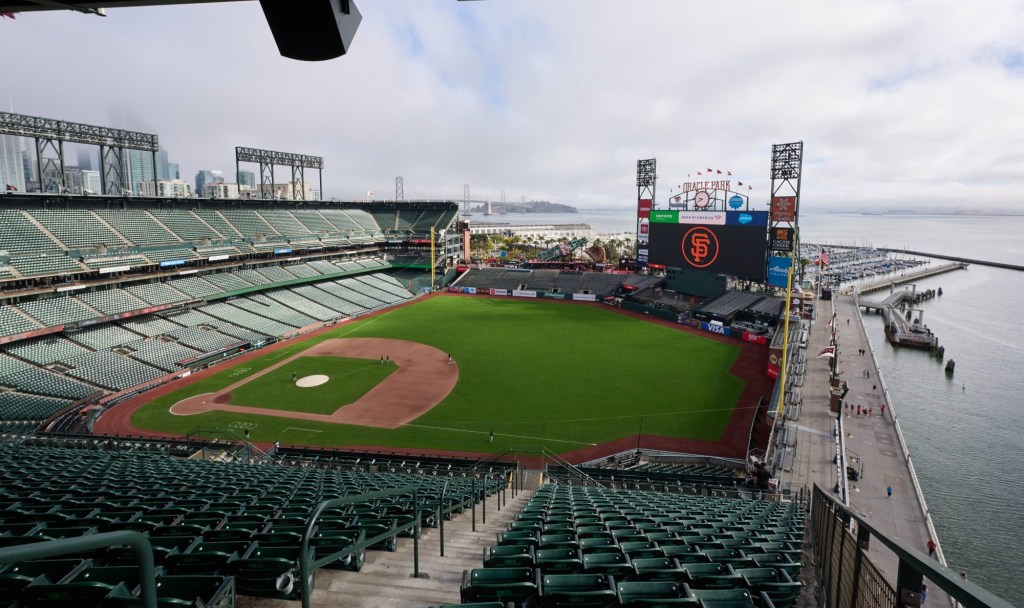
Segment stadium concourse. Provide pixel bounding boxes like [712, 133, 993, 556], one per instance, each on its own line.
[0, 195, 809, 607]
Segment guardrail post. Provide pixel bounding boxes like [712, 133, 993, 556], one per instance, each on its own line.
[413, 488, 421, 578]
[471, 478, 477, 532]
[482, 478, 487, 525]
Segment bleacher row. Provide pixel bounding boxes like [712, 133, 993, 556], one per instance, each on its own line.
[0, 271, 415, 421]
[456, 268, 629, 295]
[0, 257, 390, 338]
[0, 444, 503, 607]
[460, 484, 804, 608]
[0, 205, 457, 280]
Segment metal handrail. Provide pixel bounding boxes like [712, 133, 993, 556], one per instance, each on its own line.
[0, 530, 157, 608]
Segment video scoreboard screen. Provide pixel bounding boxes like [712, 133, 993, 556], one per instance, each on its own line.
[648, 210, 769, 281]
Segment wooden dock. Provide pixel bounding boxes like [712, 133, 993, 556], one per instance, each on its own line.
[852, 261, 967, 295]
[859, 289, 939, 350]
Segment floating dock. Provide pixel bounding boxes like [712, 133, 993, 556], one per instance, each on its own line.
[860, 289, 939, 350]
[854, 261, 967, 295]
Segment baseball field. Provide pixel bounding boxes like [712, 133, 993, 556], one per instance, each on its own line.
[122, 296, 762, 456]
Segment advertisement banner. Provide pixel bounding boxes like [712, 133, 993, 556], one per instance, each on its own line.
[99, 265, 131, 274]
[701, 322, 731, 336]
[726, 211, 769, 227]
[273, 248, 293, 255]
[742, 332, 768, 345]
[769, 227, 794, 252]
[637, 198, 653, 219]
[461, 286, 477, 294]
[767, 256, 792, 288]
[678, 211, 727, 225]
[159, 259, 186, 268]
[541, 292, 567, 300]
[767, 363, 780, 379]
[637, 218, 649, 245]
[512, 289, 537, 298]
[650, 210, 679, 223]
[572, 293, 597, 302]
[771, 196, 797, 222]
[208, 254, 229, 262]
[490, 288, 509, 296]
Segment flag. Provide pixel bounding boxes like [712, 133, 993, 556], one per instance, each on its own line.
[737, 181, 743, 186]
[697, 171, 702, 176]
[367, 190, 374, 197]
[748, 185, 753, 191]
[716, 170, 722, 175]
[1, 12, 16, 19]
[707, 168, 712, 173]
[5, 184, 16, 192]
[814, 249, 830, 266]
[817, 346, 835, 359]
[727, 171, 732, 176]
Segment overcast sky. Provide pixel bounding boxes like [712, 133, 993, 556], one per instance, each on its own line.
[3, 0, 1023, 211]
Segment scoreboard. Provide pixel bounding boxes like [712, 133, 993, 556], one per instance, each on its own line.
[648, 210, 769, 281]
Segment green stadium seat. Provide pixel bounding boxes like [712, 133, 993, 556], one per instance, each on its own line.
[663, 545, 711, 564]
[539, 534, 579, 550]
[103, 574, 235, 608]
[0, 559, 89, 605]
[689, 588, 766, 608]
[702, 549, 754, 568]
[498, 531, 540, 548]
[164, 540, 253, 575]
[460, 567, 538, 607]
[617, 580, 700, 607]
[579, 537, 619, 554]
[310, 529, 366, 571]
[620, 541, 665, 559]
[582, 552, 633, 577]
[749, 554, 801, 578]
[538, 573, 617, 608]
[681, 563, 743, 589]
[535, 548, 582, 575]
[484, 545, 535, 568]
[734, 568, 801, 608]
[632, 557, 686, 582]
[229, 545, 313, 600]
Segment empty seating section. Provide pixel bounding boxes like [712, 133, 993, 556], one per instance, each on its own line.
[201, 272, 255, 292]
[0, 391, 72, 420]
[291, 209, 340, 233]
[121, 338, 202, 372]
[355, 274, 414, 300]
[462, 484, 805, 608]
[74, 289, 149, 316]
[118, 316, 184, 337]
[0, 367, 98, 400]
[264, 290, 342, 322]
[124, 282, 190, 306]
[233, 268, 273, 286]
[0, 444, 501, 606]
[10, 253, 84, 277]
[320, 209, 369, 235]
[0, 305, 41, 337]
[140, 247, 198, 263]
[295, 285, 363, 317]
[220, 210, 279, 238]
[4, 336, 91, 365]
[148, 209, 224, 240]
[335, 261, 362, 272]
[306, 260, 342, 274]
[81, 254, 154, 270]
[158, 309, 268, 344]
[196, 245, 242, 258]
[30, 210, 128, 249]
[166, 276, 221, 299]
[231, 294, 316, 328]
[201, 302, 296, 337]
[0, 210, 61, 252]
[282, 263, 320, 278]
[347, 277, 402, 304]
[96, 210, 181, 246]
[166, 327, 247, 353]
[67, 324, 144, 351]
[254, 265, 297, 283]
[63, 350, 164, 390]
[255, 210, 311, 237]
[321, 280, 383, 310]
[17, 296, 99, 326]
[0, 353, 30, 378]
[192, 209, 243, 238]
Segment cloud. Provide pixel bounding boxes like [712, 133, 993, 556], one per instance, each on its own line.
[2, 0, 1023, 210]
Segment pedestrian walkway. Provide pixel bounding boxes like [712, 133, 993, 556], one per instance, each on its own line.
[784, 294, 950, 605]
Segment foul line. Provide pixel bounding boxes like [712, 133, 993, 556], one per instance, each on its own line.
[403, 423, 597, 446]
[333, 308, 394, 338]
[284, 427, 323, 433]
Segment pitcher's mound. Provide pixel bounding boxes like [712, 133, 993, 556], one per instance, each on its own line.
[296, 374, 329, 388]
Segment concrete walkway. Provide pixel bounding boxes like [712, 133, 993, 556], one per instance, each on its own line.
[783, 294, 951, 605]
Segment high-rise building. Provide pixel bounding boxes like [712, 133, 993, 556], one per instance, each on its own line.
[138, 179, 192, 198]
[0, 135, 26, 192]
[203, 183, 240, 199]
[21, 149, 37, 191]
[126, 149, 157, 193]
[195, 170, 224, 196]
[167, 162, 180, 180]
[82, 170, 101, 195]
[155, 150, 171, 181]
[76, 148, 96, 172]
[237, 170, 256, 189]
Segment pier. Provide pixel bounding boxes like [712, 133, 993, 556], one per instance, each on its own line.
[860, 289, 940, 350]
[853, 261, 967, 295]
[879, 248, 1024, 272]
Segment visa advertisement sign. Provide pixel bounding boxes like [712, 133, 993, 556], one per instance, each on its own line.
[767, 256, 792, 288]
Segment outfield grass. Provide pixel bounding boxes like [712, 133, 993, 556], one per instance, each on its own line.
[131, 297, 747, 454]
[228, 356, 396, 415]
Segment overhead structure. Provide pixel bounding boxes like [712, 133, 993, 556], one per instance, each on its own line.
[235, 146, 323, 201]
[463, 184, 470, 213]
[635, 158, 656, 267]
[0, 111, 158, 196]
[539, 237, 588, 261]
[766, 142, 803, 285]
[395, 176, 404, 202]
[0, 1, 481, 62]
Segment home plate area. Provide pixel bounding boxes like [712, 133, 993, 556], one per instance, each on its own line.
[296, 374, 329, 388]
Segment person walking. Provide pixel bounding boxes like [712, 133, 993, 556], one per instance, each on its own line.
[921, 584, 927, 604]
[380, 355, 384, 365]
[887, 485, 893, 498]
[927, 538, 937, 557]
[448, 353, 452, 364]
[489, 430, 494, 443]
[292, 372, 296, 382]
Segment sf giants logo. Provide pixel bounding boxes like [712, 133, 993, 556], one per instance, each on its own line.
[681, 226, 719, 268]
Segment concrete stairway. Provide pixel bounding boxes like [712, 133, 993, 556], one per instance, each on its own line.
[241, 484, 536, 608]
